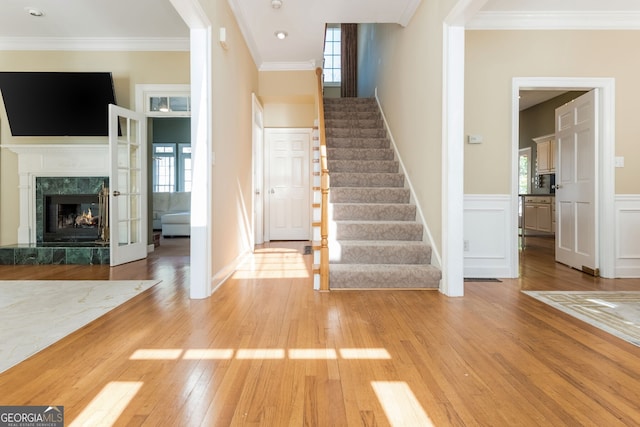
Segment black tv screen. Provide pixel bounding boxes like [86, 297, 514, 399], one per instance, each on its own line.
[0, 72, 117, 137]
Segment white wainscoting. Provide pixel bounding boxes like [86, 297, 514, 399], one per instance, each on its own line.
[463, 194, 514, 278]
[615, 195, 640, 278]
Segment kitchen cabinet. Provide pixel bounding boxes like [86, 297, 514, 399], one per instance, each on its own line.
[534, 134, 556, 174]
[523, 196, 554, 234]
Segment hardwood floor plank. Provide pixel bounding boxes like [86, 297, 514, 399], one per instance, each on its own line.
[1, 237, 640, 426]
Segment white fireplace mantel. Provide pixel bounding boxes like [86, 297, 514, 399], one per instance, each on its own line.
[2, 144, 109, 244]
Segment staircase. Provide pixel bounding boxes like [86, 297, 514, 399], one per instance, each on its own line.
[323, 97, 441, 289]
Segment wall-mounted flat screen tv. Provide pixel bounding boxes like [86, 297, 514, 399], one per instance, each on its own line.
[0, 71, 117, 137]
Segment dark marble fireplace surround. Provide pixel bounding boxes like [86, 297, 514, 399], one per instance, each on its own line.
[0, 176, 110, 265]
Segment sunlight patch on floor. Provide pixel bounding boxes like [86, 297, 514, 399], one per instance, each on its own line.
[129, 347, 391, 361]
[371, 381, 434, 427]
[129, 349, 183, 360]
[234, 251, 310, 279]
[69, 381, 143, 427]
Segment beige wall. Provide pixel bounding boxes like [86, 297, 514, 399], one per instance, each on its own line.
[201, 0, 259, 276]
[465, 30, 640, 195]
[363, 0, 456, 255]
[0, 50, 189, 245]
[258, 70, 316, 127]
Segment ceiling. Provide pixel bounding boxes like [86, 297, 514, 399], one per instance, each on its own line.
[1, 0, 640, 71]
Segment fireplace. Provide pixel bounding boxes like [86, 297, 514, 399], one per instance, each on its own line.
[44, 194, 101, 242]
[36, 176, 109, 244]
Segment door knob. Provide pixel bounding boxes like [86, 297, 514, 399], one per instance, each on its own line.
[555, 184, 562, 190]
[270, 188, 275, 194]
[113, 190, 121, 196]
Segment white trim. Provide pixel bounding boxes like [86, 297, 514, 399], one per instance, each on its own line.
[440, 24, 466, 297]
[468, 11, 640, 30]
[398, 0, 423, 27]
[170, 0, 213, 299]
[226, 0, 262, 67]
[259, 61, 318, 72]
[511, 77, 616, 279]
[0, 37, 189, 52]
[211, 249, 252, 293]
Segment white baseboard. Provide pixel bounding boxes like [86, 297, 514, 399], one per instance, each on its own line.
[210, 249, 251, 293]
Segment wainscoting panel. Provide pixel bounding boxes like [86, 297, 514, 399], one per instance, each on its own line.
[615, 195, 640, 277]
[464, 195, 513, 278]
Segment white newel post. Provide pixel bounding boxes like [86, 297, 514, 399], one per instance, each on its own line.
[4, 145, 110, 244]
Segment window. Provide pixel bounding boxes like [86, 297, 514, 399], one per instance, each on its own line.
[323, 26, 341, 84]
[149, 96, 190, 114]
[153, 143, 191, 192]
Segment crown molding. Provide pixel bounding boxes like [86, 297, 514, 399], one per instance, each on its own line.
[398, 0, 422, 27]
[259, 60, 318, 72]
[467, 11, 640, 30]
[227, 0, 262, 68]
[0, 37, 190, 51]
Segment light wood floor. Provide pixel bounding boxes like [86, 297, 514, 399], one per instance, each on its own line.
[1, 236, 639, 426]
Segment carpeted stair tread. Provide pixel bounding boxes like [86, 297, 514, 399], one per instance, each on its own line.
[325, 119, 384, 129]
[325, 138, 390, 149]
[331, 173, 404, 188]
[324, 111, 381, 120]
[329, 240, 432, 264]
[327, 148, 395, 161]
[328, 159, 399, 173]
[331, 187, 410, 204]
[329, 264, 441, 289]
[331, 203, 416, 221]
[326, 127, 387, 138]
[333, 221, 423, 241]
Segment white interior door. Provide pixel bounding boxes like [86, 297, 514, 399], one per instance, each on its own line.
[555, 90, 597, 273]
[252, 94, 264, 246]
[109, 104, 148, 266]
[266, 128, 311, 241]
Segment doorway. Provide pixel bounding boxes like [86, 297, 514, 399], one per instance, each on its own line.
[511, 78, 616, 278]
[149, 117, 192, 259]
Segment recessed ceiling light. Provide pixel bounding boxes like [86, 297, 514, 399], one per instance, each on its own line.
[274, 31, 288, 40]
[271, 0, 283, 9]
[25, 7, 44, 17]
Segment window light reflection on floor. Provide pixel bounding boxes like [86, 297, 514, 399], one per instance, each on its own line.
[371, 381, 434, 427]
[183, 349, 234, 360]
[236, 348, 286, 359]
[233, 250, 310, 279]
[128, 347, 392, 361]
[129, 349, 183, 360]
[69, 381, 143, 427]
[288, 348, 338, 359]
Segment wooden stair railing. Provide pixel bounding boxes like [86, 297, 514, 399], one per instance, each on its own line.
[315, 67, 330, 291]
